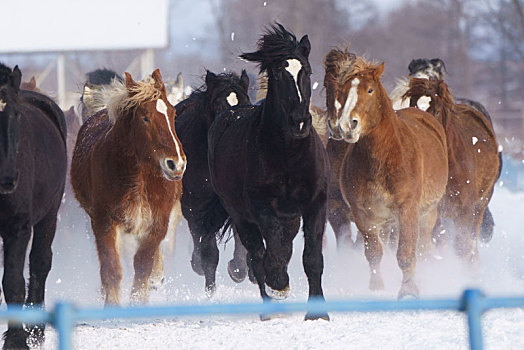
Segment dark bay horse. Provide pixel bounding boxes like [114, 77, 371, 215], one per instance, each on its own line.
[0, 64, 67, 349]
[175, 70, 251, 294]
[325, 51, 449, 298]
[404, 78, 500, 261]
[208, 24, 330, 320]
[391, 58, 501, 242]
[80, 68, 123, 123]
[71, 69, 186, 305]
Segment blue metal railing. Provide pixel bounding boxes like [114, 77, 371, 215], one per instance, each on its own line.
[1, 289, 523, 350]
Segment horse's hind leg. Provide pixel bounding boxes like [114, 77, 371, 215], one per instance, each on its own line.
[227, 229, 248, 283]
[26, 205, 60, 345]
[92, 218, 122, 306]
[1, 219, 31, 350]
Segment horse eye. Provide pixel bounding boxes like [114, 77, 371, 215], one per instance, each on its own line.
[368, 88, 373, 94]
[143, 116, 150, 123]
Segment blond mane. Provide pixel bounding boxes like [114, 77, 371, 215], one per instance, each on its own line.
[89, 75, 163, 123]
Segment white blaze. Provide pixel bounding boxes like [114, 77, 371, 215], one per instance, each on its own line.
[0, 99, 5, 112]
[156, 99, 184, 169]
[416, 96, 431, 111]
[226, 92, 238, 106]
[472, 137, 478, 145]
[338, 78, 360, 130]
[335, 100, 342, 114]
[285, 59, 303, 102]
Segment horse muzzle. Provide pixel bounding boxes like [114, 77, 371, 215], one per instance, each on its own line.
[0, 173, 19, 194]
[161, 158, 186, 181]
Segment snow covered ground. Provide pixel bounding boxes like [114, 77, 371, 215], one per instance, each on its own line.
[3, 185, 524, 349]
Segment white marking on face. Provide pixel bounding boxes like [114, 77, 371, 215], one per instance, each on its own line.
[226, 92, 238, 106]
[0, 99, 6, 112]
[338, 78, 360, 131]
[156, 99, 185, 169]
[416, 96, 431, 111]
[472, 137, 478, 145]
[285, 59, 303, 102]
[299, 122, 304, 130]
[334, 100, 342, 114]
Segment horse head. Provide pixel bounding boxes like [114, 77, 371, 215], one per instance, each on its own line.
[325, 51, 387, 143]
[120, 69, 186, 181]
[204, 69, 250, 120]
[408, 58, 446, 79]
[405, 77, 454, 127]
[166, 72, 190, 106]
[0, 64, 22, 194]
[240, 23, 312, 138]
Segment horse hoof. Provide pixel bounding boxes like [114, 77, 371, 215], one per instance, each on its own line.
[398, 282, 419, 299]
[369, 275, 385, 291]
[149, 277, 165, 291]
[2, 328, 29, 350]
[305, 312, 330, 321]
[205, 283, 216, 298]
[227, 260, 247, 283]
[265, 284, 290, 300]
[247, 266, 256, 284]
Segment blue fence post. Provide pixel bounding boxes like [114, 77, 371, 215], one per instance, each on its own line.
[54, 302, 75, 350]
[463, 289, 484, 350]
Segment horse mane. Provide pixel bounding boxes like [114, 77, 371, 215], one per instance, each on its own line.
[239, 23, 301, 73]
[0, 63, 12, 86]
[92, 75, 163, 123]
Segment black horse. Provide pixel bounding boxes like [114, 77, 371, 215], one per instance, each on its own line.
[208, 24, 329, 320]
[407, 58, 501, 242]
[0, 64, 67, 349]
[175, 70, 251, 295]
[80, 68, 123, 122]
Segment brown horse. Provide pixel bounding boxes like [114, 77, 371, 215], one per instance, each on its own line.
[404, 78, 500, 261]
[71, 69, 186, 305]
[325, 49, 448, 298]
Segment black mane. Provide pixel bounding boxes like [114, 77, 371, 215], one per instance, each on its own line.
[86, 68, 123, 85]
[0, 63, 12, 86]
[240, 23, 302, 73]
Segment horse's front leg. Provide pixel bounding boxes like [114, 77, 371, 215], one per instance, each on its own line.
[397, 204, 420, 299]
[2, 218, 32, 350]
[227, 228, 249, 283]
[257, 207, 292, 299]
[302, 192, 329, 321]
[26, 204, 61, 345]
[131, 219, 169, 304]
[92, 217, 122, 306]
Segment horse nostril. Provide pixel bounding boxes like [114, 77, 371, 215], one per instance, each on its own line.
[351, 119, 359, 129]
[166, 159, 176, 171]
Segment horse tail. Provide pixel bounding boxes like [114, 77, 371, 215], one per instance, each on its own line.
[218, 217, 234, 243]
[479, 206, 495, 243]
[20, 90, 67, 144]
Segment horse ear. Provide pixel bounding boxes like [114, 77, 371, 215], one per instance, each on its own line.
[124, 72, 138, 91]
[374, 62, 385, 79]
[205, 70, 218, 87]
[240, 69, 249, 91]
[175, 72, 184, 89]
[29, 76, 37, 89]
[151, 69, 164, 89]
[298, 35, 311, 59]
[431, 58, 446, 76]
[11, 65, 22, 92]
[407, 59, 417, 75]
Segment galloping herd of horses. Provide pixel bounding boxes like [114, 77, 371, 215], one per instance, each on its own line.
[0, 23, 500, 349]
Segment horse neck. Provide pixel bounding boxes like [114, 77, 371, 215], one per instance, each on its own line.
[358, 87, 402, 159]
[260, 77, 294, 136]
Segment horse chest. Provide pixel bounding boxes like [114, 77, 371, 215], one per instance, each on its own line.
[119, 194, 154, 240]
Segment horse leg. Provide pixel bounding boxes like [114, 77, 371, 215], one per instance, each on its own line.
[479, 206, 494, 243]
[327, 197, 354, 250]
[149, 246, 164, 290]
[131, 221, 168, 304]
[227, 228, 248, 283]
[1, 219, 31, 350]
[417, 208, 439, 261]
[454, 203, 486, 265]
[26, 205, 60, 345]
[397, 205, 420, 299]
[362, 227, 385, 291]
[302, 194, 329, 321]
[92, 218, 122, 306]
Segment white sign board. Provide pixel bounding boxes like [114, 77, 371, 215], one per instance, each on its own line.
[0, 0, 168, 53]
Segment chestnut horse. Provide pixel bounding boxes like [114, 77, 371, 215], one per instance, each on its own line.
[71, 69, 186, 305]
[404, 78, 500, 261]
[325, 50, 448, 298]
[208, 24, 329, 320]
